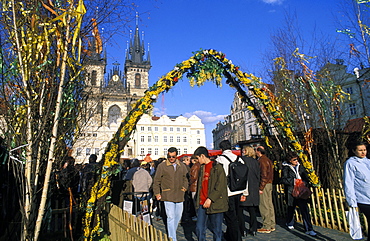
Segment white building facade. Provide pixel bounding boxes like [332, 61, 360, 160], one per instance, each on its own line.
[133, 114, 206, 160]
[213, 91, 263, 149]
[318, 62, 370, 128]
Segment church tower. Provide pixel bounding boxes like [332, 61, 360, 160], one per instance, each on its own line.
[84, 18, 106, 95]
[73, 16, 151, 163]
[125, 14, 151, 98]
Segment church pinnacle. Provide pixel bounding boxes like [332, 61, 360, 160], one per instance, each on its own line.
[127, 12, 150, 64]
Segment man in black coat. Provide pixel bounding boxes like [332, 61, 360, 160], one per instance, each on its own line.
[239, 146, 260, 236]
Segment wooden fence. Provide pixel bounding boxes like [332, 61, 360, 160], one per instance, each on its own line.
[108, 204, 172, 241]
[44, 199, 82, 241]
[273, 184, 368, 235]
[46, 185, 368, 240]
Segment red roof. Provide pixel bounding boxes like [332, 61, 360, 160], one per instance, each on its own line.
[343, 117, 370, 133]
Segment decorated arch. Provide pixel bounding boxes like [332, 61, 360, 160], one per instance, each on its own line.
[82, 49, 320, 239]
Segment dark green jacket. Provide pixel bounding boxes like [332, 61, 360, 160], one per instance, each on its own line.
[195, 161, 228, 214]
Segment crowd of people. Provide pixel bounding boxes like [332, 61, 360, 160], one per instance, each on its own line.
[50, 139, 370, 241]
[51, 153, 101, 206]
[115, 140, 318, 241]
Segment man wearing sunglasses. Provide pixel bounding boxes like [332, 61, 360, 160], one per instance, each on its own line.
[153, 147, 188, 241]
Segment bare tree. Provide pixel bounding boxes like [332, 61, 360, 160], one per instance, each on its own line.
[0, 1, 86, 239]
[336, 0, 370, 68]
[261, 12, 350, 187]
[0, 0, 138, 240]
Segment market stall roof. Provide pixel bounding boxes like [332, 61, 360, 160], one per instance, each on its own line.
[177, 149, 241, 160]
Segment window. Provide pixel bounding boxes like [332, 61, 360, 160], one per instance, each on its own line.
[155, 148, 159, 155]
[163, 127, 167, 131]
[141, 136, 145, 142]
[155, 127, 158, 131]
[148, 127, 152, 131]
[183, 128, 187, 132]
[197, 130, 200, 134]
[254, 124, 259, 135]
[177, 127, 180, 132]
[86, 148, 91, 156]
[108, 105, 121, 125]
[184, 148, 188, 154]
[95, 148, 99, 155]
[178, 149, 181, 155]
[170, 127, 173, 132]
[77, 148, 82, 156]
[346, 87, 353, 94]
[164, 136, 168, 142]
[140, 148, 145, 155]
[349, 103, 357, 115]
[177, 136, 181, 142]
[135, 73, 141, 88]
[141, 126, 145, 131]
[163, 148, 168, 156]
[148, 148, 152, 154]
[91, 70, 97, 85]
[183, 136, 187, 142]
[197, 138, 200, 145]
[148, 136, 152, 142]
[93, 133, 97, 137]
[154, 136, 159, 142]
[170, 136, 173, 142]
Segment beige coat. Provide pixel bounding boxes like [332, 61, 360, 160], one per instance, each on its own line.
[153, 159, 188, 202]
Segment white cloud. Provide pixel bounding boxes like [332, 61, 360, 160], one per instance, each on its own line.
[183, 110, 227, 124]
[153, 107, 167, 116]
[261, 0, 283, 4]
[208, 142, 214, 150]
[153, 108, 227, 124]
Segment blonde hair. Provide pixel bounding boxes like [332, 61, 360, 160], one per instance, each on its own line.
[243, 146, 256, 159]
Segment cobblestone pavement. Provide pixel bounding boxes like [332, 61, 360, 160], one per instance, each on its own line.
[151, 211, 360, 241]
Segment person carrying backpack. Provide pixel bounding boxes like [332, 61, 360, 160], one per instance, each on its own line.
[216, 140, 248, 241]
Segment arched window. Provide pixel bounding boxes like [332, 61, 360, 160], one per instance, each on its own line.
[135, 73, 141, 88]
[91, 70, 97, 85]
[108, 105, 121, 125]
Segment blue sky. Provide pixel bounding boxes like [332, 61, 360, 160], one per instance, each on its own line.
[105, 0, 345, 149]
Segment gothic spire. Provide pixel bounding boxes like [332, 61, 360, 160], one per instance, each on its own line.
[128, 12, 150, 64]
[146, 43, 151, 63]
[85, 17, 106, 65]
